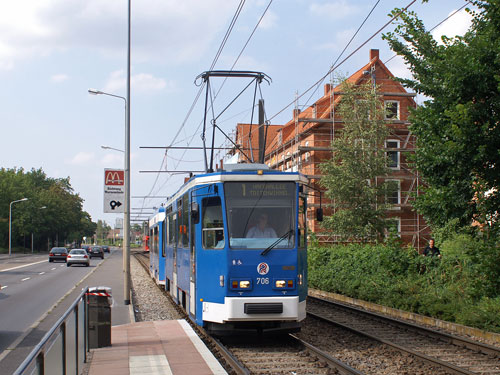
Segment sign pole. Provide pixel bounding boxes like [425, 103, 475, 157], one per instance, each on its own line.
[124, 0, 131, 306]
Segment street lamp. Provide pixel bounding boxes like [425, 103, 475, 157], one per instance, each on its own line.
[88, 88, 131, 305]
[101, 145, 124, 153]
[9, 198, 29, 256]
[31, 206, 47, 253]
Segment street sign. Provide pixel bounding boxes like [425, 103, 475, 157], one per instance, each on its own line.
[104, 169, 125, 213]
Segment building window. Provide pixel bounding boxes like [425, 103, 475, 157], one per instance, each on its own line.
[385, 100, 400, 120]
[386, 217, 401, 237]
[278, 131, 282, 145]
[386, 179, 401, 210]
[386, 140, 400, 169]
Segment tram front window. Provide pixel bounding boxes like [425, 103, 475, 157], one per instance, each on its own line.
[225, 182, 295, 249]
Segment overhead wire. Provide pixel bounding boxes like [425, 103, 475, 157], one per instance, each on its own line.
[303, 0, 382, 108]
[138, 0, 247, 215]
[383, 1, 472, 65]
[150, 1, 274, 200]
[268, 0, 418, 122]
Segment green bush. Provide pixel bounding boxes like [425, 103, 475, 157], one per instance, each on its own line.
[308, 234, 500, 333]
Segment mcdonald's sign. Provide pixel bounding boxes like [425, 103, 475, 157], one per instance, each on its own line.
[105, 170, 124, 185]
[104, 169, 125, 213]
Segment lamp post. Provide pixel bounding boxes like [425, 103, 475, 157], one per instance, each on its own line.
[101, 145, 124, 153]
[31, 206, 47, 253]
[88, 88, 131, 305]
[9, 198, 29, 256]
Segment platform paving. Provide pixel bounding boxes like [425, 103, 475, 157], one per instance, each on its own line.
[88, 320, 227, 375]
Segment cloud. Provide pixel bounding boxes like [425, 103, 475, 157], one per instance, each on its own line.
[432, 8, 472, 44]
[51, 73, 68, 83]
[100, 152, 123, 166]
[309, 1, 360, 20]
[0, 0, 235, 69]
[67, 152, 95, 165]
[259, 9, 277, 29]
[314, 28, 356, 52]
[102, 69, 172, 94]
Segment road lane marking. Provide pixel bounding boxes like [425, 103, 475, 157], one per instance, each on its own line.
[0, 260, 48, 273]
[39, 272, 45, 275]
[0, 251, 112, 363]
[51, 268, 56, 270]
[21, 277, 30, 282]
[1, 286, 7, 290]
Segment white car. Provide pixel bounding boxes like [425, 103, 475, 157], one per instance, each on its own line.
[67, 249, 90, 267]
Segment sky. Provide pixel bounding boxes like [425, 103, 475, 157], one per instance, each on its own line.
[0, 0, 474, 227]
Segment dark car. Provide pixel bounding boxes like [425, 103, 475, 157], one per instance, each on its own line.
[49, 247, 68, 262]
[101, 245, 110, 253]
[88, 246, 104, 259]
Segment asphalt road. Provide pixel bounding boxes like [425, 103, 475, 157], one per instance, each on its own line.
[0, 253, 106, 354]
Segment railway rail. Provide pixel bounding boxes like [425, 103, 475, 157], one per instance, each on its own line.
[133, 251, 500, 374]
[132, 251, 361, 374]
[306, 296, 500, 375]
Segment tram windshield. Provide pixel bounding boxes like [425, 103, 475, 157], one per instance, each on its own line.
[224, 181, 295, 249]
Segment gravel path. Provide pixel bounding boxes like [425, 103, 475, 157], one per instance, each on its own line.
[130, 256, 182, 322]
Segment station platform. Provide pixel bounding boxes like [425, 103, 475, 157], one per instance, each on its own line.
[87, 320, 227, 375]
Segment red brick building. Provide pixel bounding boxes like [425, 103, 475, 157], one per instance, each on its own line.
[231, 49, 430, 250]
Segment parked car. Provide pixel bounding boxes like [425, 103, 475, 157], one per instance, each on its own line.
[88, 246, 104, 259]
[49, 247, 68, 262]
[101, 245, 110, 253]
[67, 249, 90, 267]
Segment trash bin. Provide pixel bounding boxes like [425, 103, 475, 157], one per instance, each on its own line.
[87, 286, 112, 348]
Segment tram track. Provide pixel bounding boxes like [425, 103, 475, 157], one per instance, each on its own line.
[132, 251, 361, 374]
[305, 296, 500, 375]
[132, 251, 500, 374]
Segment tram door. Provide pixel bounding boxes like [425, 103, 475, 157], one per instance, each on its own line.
[196, 193, 226, 323]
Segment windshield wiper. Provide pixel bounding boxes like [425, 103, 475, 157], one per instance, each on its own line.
[261, 230, 294, 256]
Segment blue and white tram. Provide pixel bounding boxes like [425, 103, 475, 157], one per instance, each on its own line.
[149, 206, 166, 287]
[159, 163, 312, 334]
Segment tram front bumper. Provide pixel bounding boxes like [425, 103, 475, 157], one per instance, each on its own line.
[202, 296, 306, 323]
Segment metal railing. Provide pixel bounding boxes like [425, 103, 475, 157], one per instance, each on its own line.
[13, 287, 89, 375]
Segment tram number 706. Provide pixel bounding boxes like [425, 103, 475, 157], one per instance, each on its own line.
[256, 277, 269, 285]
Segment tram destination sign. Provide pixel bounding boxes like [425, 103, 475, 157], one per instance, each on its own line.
[237, 182, 293, 198]
[103, 169, 124, 213]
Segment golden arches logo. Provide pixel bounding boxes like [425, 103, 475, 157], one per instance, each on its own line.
[105, 170, 124, 185]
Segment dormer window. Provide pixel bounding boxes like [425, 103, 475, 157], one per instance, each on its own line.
[385, 100, 400, 120]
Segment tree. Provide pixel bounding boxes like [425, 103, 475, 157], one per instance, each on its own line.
[319, 80, 394, 242]
[382, 1, 500, 230]
[0, 167, 98, 250]
[96, 220, 111, 243]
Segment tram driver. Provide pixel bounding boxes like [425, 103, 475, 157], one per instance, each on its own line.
[246, 213, 277, 238]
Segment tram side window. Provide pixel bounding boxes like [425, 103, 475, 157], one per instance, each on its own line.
[149, 229, 154, 254]
[182, 194, 189, 247]
[177, 198, 184, 248]
[298, 194, 307, 249]
[162, 219, 166, 257]
[168, 213, 175, 245]
[153, 226, 159, 255]
[202, 197, 224, 249]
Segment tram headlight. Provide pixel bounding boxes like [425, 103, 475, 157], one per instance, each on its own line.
[275, 280, 286, 288]
[230, 279, 252, 290]
[239, 280, 251, 289]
